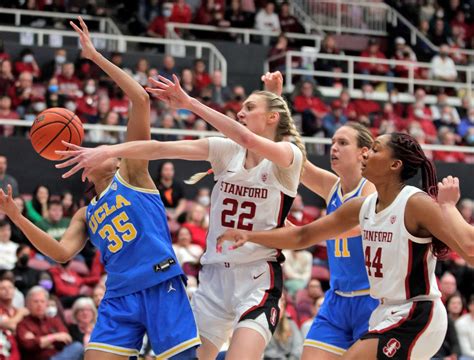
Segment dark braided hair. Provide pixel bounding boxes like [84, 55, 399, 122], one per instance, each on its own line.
[387, 132, 448, 257]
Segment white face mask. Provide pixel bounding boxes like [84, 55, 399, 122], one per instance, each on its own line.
[197, 196, 210, 207]
[55, 55, 66, 64]
[85, 85, 96, 95]
[391, 95, 398, 104]
[23, 54, 34, 63]
[442, 114, 451, 122]
[414, 109, 424, 118]
[46, 305, 57, 318]
[33, 102, 46, 113]
[65, 102, 77, 112]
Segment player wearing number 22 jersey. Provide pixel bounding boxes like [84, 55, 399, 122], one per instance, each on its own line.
[191, 137, 303, 350]
[85, 171, 200, 358]
[305, 178, 379, 355]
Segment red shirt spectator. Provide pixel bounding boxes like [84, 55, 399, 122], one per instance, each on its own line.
[14, 50, 41, 79]
[48, 264, 98, 298]
[193, 59, 212, 92]
[278, 2, 304, 33]
[293, 81, 329, 117]
[0, 96, 19, 137]
[357, 39, 389, 75]
[147, 15, 168, 38]
[352, 86, 381, 117]
[8, 72, 36, 109]
[56, 63, 82, 99]
[170, 0, 192, 24]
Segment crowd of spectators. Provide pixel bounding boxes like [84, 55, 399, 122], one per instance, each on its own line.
[1, 146, 474, 358]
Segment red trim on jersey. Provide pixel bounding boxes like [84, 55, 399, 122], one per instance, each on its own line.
[369, 302, 417, 334]
[277, 192, 284, 225]
[407, 301, 434, 357]
[405, 241, 413, 299]
[238, 262, 275, 320]
[422, 245, 430, 295]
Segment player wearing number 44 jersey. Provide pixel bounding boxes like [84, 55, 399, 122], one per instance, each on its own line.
[220, 132, 474, 360]
[0, 18, 200, 360]
[54, 71, 306, 360]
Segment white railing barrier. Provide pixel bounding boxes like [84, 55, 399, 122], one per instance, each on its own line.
[0, 25, 227, 86]
[264, 51, 473, 98]
[0, 7, 121, 36]
[2, 119, 474, 154]
[165, 22, 322, 49]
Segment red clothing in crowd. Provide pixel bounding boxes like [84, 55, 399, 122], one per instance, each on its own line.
[169, 3, 192, 24]
[293, 95, 329, 117]
[16, 315, 68, 360]
[352, 98, 381, 117]
[48, 265, 99, 298]
[357, 50, 389, 74]
[56, 74, 82, 98]
[0, 305, 20, 360]
[148, 16, 168, 38]
[182, 223, 207, 250]
[13, 62, 40, 78]
[433, 150, 466, 163]
[109, 97, 129, 118]
[194, 73, 212, 92]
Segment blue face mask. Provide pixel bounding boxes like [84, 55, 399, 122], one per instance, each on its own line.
[48, 84, 59, 93]
[466, 134, 474, 145]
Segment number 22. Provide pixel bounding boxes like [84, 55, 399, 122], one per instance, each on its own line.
[221, 198, 256, 230]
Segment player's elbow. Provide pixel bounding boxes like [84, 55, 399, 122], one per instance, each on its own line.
[135, 91, 150, 106]
[240, 132, 258, 150]
[54, 250, 73, 264]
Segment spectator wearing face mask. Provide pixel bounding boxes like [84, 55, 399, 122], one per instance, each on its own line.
[56, 62, 82, 99]
[75, 79, 98, 123]
[12, 245, 42, 297]
[41, 49, 67, 82]
[45, 77, 67, 109]
[430, 44, 458, 82]
[14, 49, 40, 79]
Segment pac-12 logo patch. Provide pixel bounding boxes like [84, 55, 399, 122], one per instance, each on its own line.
[270, 307, 278, 326]
[383, 338, 401, 358]
[261, 173, 268, 183]
[390, 215, 397, 224]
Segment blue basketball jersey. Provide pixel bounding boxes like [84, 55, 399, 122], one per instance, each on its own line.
[325, 178, 370, 292]
[86, 171, 183, 299]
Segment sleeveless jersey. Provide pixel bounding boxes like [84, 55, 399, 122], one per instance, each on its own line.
[359, 186, 441, 302]
[201, 137, 303, 265]
[326, 178, 371, 292]
[86, 171, 182, 299]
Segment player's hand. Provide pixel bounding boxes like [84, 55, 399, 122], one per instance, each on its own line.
[146, 75, 192, 109]
[261, 71, 283, 96]
[216, 229, 250, 252]
[0, 185, 21, 222]
[437, 176, 460, 207]
[70, 16, 99, 61]
[55, 141, 109, 182]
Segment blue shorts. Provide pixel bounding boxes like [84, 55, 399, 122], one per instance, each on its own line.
[304, 289, 379, 355]
[86, 276, 200, 358]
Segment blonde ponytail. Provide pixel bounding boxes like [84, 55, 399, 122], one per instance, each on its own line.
[184, 168, 214, 185]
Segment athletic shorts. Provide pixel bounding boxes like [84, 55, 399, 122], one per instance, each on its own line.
[191, 261, 282, 350]
[361, 299, 447, 359]
[87, 276, 200, 358]
[304, 288, 379, 355]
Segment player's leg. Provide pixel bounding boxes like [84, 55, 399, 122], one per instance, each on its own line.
[225, 324, 267, 360]
[85, 350, 130, 360]
[228, 261, 283, 359]
[342, 339, 378, 360]
[301, 347, 342, 360]
[196, 337, 220, 360]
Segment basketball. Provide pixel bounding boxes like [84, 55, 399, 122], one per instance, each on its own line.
[30, 107, 84, 161]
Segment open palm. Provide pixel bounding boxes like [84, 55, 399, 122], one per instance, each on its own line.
[146, 75, 192, 109]
[70, 17, 99, 61]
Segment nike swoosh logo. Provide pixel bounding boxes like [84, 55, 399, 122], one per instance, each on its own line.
[364, 217, 369, 220]
[227, 170, 236, 173]
[253, 272, 265, 280]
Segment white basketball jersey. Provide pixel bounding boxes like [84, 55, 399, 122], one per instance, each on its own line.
[359, 186, 441, 303]
[201, 137, 303, 265]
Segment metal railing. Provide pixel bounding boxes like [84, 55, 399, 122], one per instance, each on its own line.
[2, 119, 474, 155]
[294, 0, 474, 57]
[165, 22, 322, 49]
[264, 50, 473, 98]
[294, 0, 388, 36]
[0, 25, 228, 86]
[0, 7, 122, 36]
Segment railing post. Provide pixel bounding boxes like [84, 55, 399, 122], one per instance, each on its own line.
[408, 64, 414, 94]
[99, 19, 105, 33]
[348, 59, 354, 91]
[285, 53, 292, 93]
[467, 69, 473, 100]
[38, 33, 43, 46]
[244, 31, 250, 44]
[337, 0, 342, 34]
[15, 12, 20, 26]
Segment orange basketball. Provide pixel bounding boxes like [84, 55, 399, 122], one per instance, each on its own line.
[30, 107, 84, 161]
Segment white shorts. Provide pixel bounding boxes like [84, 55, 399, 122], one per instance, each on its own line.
[361, 299, 447, 359]
[191, 261, 283, 350]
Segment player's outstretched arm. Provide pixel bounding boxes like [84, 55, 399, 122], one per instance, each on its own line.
[146, 75, 295, 169]
[438, 176, 474, 255]
[56, 138, 210, 180]
[409, 190, 474, 265]
[217, 197, 363, 250]
[0, 185, 88, 262]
